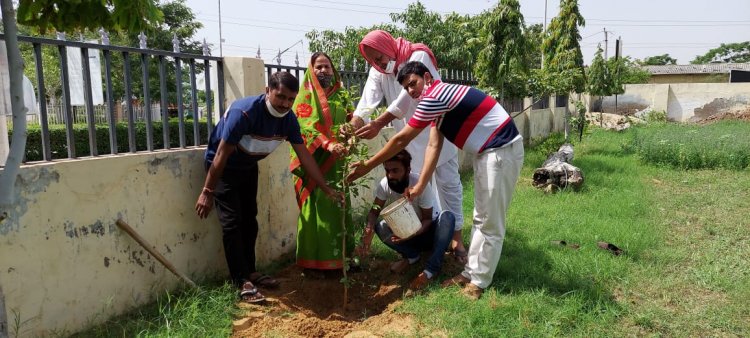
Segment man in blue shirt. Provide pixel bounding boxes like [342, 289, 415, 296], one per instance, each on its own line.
[195, 71, 340, 303]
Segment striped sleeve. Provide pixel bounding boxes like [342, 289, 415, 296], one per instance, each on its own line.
[407, 83, 454, 128]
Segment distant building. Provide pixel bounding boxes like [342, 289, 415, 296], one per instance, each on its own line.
[642, 63, 750, 84]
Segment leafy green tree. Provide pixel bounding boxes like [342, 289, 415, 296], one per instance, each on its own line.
[17, 0, 162, 34]
[587, 45, 610, 96]
[641, 53, 677, 65]
[305, 2, 483, 73]
[524, 23, 544, 69]
[541, 0, 586, 94]
[691, 41, 750, 64]
[306, 24, 402, 71]
[610, 56, 651, 87]
[390, 2, 483, 71]
[474, 0, 528, 100]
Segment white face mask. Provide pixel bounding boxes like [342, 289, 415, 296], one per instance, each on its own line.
[418, 81, 432, 100]
[384, 60, 396, 74]
[265, 97, 290, 118]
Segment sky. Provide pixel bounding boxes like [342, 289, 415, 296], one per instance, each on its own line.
[184, 0, 750, 67]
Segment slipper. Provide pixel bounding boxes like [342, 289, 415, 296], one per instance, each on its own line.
[550, 240, 580, 250]
[440, 273, 471, 288]
[461, 283, 484, 300]
[250, 272, 280, 289]
[597, 241, 624, 256]
[453, 248, 468, 264]
[239, 282, 266, 303]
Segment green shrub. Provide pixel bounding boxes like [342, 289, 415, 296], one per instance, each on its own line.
[631, 121, 750, 170]
[10, 119, 209, 162]
[641, 109, 668, 123]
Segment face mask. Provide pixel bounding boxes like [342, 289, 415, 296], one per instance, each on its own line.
[316, 74, 333, 88]
[384, 60, 396, 74]
[418, 82, 431, 100]
[265, 97, 290, 118]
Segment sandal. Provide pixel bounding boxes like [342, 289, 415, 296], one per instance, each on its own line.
[461, 283, 484, 300]
[249, 272, 280, 289]
[440, 273, 471, 288]
[239, 282, 266, 303]
[550, 240, 580, 250]
[597, 241, 624, 256]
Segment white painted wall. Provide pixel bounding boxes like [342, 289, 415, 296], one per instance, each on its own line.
[601, 83, 750, 121]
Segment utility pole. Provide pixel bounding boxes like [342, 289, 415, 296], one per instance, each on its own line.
[218, 0, 223, 57]
[542, 0, 548, 68]
[603, 27, 608, 59]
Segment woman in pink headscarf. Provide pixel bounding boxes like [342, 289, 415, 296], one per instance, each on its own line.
[350, 30, 468, 277]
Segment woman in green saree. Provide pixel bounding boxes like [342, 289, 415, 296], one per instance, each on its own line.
[290, 52, 355, 271]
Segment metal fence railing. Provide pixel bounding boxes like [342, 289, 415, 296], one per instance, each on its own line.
[1, 33, 224, 162]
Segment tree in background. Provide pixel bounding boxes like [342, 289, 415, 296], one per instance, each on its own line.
[691, 41, 750, 64]
[306, 24, 401, 71]
[390, 2, 484, 71]
[541, 0, 586, 94]
[305, 2, 483, 74]
[524, 23, 544, 70]
[641, 53, 677, 65]
[587, 45, 610, 97]
[474, 0, 529, 100]
[609, 56, 651, 86]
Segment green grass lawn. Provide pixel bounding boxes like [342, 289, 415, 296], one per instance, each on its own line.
[75, 124, 750, 337]
[401, 127, 750, 336]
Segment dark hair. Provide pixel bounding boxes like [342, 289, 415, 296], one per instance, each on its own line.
[396, 61, 431, 84]
[269, 71, 299, 92]
[310, 52, 333, 67]
[384, 149, 412, 169]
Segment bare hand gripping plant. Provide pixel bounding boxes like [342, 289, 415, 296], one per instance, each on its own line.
[335, 123, 370, 307]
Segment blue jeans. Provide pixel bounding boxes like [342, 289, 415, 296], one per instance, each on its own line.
[375, 211, 456, 275]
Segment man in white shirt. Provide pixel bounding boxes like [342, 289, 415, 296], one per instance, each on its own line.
[356, 149, 457, 291]
[350, 30, 466, 260]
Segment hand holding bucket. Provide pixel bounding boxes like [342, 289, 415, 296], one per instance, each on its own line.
[380, 197, 421, 239]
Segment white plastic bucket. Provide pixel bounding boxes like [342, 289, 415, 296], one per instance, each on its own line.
[380, 197, 421, 238]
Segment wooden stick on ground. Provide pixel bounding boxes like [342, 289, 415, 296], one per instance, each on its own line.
[115, 219, 197, 288]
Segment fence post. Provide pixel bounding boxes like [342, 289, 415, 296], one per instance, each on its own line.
[100, 28, 118, 155]
[56, 32, 76, 158]
[173, 34, 186, 148]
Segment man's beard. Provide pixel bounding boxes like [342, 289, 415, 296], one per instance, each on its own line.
[387, 176, 410, 194]
[317, 74, 333, 88]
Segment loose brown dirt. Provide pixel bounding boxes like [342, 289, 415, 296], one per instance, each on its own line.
[232, 256, 463, 337]
[697, 108, 750, 124]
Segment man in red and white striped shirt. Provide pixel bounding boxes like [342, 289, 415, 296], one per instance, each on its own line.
[347, 61, 524, 299]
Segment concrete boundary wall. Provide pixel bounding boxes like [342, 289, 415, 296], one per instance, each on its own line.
[600, 83, 750, 121]
[0, 150, 226, 336]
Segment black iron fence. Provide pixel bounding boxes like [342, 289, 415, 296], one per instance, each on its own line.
[1, 33, 224, 162]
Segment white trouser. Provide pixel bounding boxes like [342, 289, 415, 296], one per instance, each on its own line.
[463, 140, 524, 289]
[415, 154, 464, 228]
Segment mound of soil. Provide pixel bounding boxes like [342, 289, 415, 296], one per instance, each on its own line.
[697, 108, 750, 124]
[232, 255, 463, 337]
